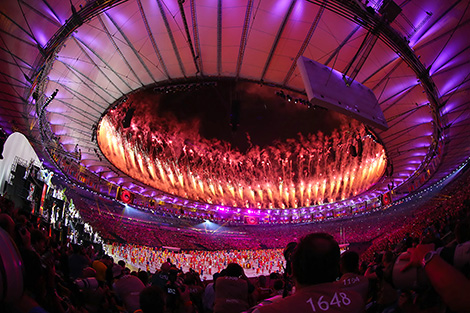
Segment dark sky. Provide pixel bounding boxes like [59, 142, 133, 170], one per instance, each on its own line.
[129, 80, 349, 153]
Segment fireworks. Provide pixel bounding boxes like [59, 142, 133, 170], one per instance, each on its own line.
[98, 111, 386, 209]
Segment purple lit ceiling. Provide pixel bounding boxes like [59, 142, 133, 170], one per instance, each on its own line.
[0, 0, 469, 216]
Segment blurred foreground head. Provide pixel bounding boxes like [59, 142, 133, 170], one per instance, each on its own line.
[292, 232, 340, 286]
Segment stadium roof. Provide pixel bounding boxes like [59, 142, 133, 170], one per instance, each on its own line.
[1, 0, 469, 221]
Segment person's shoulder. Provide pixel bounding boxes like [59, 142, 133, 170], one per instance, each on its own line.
[337, 273, 368, 286]
[123, 274, 146, 286]
[243, 295, 283, 313]
[254, 283, 365, 313]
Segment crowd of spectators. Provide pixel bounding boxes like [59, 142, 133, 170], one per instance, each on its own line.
[74, 189, 418, 252]
[81, 200, 417, 254]
[1, 167, 470, 312]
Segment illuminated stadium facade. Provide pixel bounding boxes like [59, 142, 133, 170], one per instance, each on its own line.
[1, 0, 470, 225]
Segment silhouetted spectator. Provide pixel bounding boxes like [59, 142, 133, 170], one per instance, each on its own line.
[113, 264, 146, 313]
[69, 244, 91, 280]
[139, 286, 166, 313]
[214, 263, 253, 313]
[253, 233, 364, 313]
[338, 250, 369, 302]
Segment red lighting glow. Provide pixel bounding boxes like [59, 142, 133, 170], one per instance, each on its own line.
[97, 81, 387, 210]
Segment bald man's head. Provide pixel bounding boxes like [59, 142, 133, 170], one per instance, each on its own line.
[292, 232, 340, 286]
